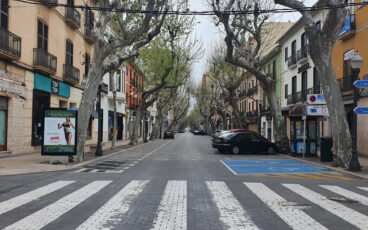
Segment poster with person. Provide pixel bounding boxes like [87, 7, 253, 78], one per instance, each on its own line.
[42, 109, 77, 155]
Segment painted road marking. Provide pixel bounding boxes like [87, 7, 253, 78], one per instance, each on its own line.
[283, 184, 368, 229]
[206, 181, 259, 230]
[359, 187, 368, 192]
[221, 159, 327, 175]
[248, 173, 363, 181]
[321, 185, 368, 206]
[3, 181, 111, 230]
[244, 183, 327, 230]
[151, 180, 187, 230]
[0, 181, 75, 216]
[77, 180, 149, 230]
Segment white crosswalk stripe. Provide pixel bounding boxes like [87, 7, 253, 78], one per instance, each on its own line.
[3, 181, 111, 230]
[244, 182, 327, 230]
[151, 180, 187, 230]
[320, 185, 368, 206]
[0, 181, 75, 216]
[77, 180, 149, 230]
[206, 181, 259, 230]
[359, 187, 368, 192]
[283, 183, 368, 230]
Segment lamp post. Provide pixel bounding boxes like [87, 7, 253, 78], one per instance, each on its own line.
[349, 52, 363, 171]
[95, 85, 103, 156]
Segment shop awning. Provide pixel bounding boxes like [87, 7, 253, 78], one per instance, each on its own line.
[289, 103, 304, 117]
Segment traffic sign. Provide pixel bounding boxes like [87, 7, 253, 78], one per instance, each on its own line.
[307, 94, 326, 104]
[353, 80, 368, 88]
[354, 107, 368, 115]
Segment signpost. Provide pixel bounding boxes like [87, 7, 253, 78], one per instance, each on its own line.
[354, 107, 368, 115]
[353, 80, 368, 88]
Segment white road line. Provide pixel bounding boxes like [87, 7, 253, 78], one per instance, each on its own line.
[283, 184, 368, 229]
[104, 170, 124, 173]
[123, 167, 130, 170]
[129, 164, 135, 166]
[90, 169, 99, 173]
[77, 180, 149, 230]
[206, 181, 258, 230]
[359, 187, 368, 192]
[151, 180, 187, 230]
[74, 168, 86, 173]
[219, 160, 238, 175]
[142, 141, 173, 160]
[244, 183, 327, 230]
[3, 181, 111, 230]
[321, 185, 368, 206]
[0, 181, 75, 216]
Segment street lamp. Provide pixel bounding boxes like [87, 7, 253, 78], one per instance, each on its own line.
[349, 52, 363, 171]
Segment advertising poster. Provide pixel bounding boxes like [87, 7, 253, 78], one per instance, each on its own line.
[296, 141, 304, 154]
[42, 109, 77, 155]
[310, 142, 317, 154]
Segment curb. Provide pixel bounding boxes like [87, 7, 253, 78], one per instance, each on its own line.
[280, 154, 368, 180]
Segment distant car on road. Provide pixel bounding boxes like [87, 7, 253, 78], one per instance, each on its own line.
[193, 130, 199, 135]
[212, 131, 277, 154]
[163, 131, 175, 139]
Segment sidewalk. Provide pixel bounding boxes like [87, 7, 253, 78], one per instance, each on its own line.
[0, 138, 145, 176]
[282, 153, 368, 180]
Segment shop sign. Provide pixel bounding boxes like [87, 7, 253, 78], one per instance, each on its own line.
[297, 63, 310, 73]
[344, 49, 354, 61]
[306, 105, 329, 116]
[42, 108, 78, 156]
[306, 94, 326, 105]
[51, 80, 59, 94]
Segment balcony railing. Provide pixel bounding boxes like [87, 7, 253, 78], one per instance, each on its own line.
[297, 47, 308, 62]
[338, 77, 354, 92]
[65, 7, 81, 29]
[246, 110, 258, 118]
[33, 48, 57, 75]
[287, 87, 319, 105]
[63, 64, 80, 85]
[0, 27, 21, 59]
[287, 54, 297, 68]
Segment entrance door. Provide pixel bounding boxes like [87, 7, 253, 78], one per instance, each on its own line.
[32, 90, 50, 146]
[0, 109, 6, 151]
[117, 116, 123, 140]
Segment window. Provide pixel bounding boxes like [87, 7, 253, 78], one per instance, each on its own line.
[67, 0, 74, 6]
[291, 40, 296, 57]
[85, 8, 94, 27]
[37, 19, 48, 51]
[301, 33, 307, 50]
[0, 0, 9, 29]
[122, 70, 125, 93]
[302, 71, 308, 99]
[285, 47, 288, 61]
[292, 76, 297, 95]
[85, 53, 90, 77]
[65, 39, 73, 66]
[116, 70, 121, 92]
[285, 84, 288, 98]
[315, 20, 321, 30]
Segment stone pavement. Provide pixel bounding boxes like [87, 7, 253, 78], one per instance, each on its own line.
[0, 138, 144, 176]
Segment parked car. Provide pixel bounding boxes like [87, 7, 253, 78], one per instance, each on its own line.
[193, 130, 199, 135]
[212, 131, 277, 154]
[211, 130, 230, 141]
[164, 131, 175, 139]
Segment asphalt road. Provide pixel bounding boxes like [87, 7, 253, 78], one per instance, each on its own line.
[1, 133, 368, 230]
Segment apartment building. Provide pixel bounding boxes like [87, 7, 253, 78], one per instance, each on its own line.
[332, 2, 368, 157]
[279, 10, 329, 155]
[0, 0, 95, 153]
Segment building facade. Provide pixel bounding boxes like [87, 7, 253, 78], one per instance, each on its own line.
[332, 3, 368, 157]
[0, 0, 95, 153]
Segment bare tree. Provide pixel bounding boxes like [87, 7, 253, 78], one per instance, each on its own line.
[274, 0, 351, 167]
[211, 0, 289, 153]
[76, 0, 168, 161]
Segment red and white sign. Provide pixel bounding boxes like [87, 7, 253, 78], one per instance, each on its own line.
[344, 49, 355, 61]
[307, 105, 329, 116]
[306, 94, 326, 105]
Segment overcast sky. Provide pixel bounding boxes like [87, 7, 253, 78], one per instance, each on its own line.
[187, 0, 317, 85]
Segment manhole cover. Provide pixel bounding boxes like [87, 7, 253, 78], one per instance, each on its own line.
[328, 197, 359, 204]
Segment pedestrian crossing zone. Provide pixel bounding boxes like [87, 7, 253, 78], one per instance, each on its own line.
[0, 180, 368, 229]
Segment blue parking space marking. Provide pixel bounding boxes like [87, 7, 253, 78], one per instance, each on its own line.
[220, 159, 328, 175]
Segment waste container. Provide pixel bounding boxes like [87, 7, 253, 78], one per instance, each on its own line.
[320, 137, 333, 162]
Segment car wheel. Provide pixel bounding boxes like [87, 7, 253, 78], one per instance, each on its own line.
[232, 146, 240, 154]
[267, 147, 275, 155]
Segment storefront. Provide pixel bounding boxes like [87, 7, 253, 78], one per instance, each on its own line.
[32, 73, 70, 146]
[0, 96, 7, 151]
[108, 111, 124, 141]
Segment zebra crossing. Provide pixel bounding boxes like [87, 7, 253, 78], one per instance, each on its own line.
[1, 180, 368, 229]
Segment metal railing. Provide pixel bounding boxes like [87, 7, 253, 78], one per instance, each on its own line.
[246, 110, 258, 118]
[0, 27, 21, 58]
[287, 54, 297, 68]
[33, 48, 57, 73]
[287, 88, 320, 105]
[337, 77, 354, 92]
[63, 64, 80, 84]
[297, 47, 308, 61]
[65, 7, 81, 28]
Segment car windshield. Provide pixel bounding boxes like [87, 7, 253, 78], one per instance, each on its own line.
[221, 133, 237, 138]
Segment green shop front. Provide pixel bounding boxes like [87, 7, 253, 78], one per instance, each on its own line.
[288, 103, 319, 155]
[32, 73, 70, 146]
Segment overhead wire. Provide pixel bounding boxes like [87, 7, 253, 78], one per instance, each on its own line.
[11, 0, 368, 16]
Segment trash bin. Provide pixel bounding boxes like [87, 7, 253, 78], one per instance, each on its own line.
[320, 137, 333, 162]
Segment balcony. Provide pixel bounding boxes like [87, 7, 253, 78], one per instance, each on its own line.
[297, 47, 308, 63]
[65, 7, 81, 29]
[287, 54, 297, 69]
[63, 64, 80, 85]
[84, 23, 94, 43]
[338, 77, 354, 93]
[0, 27, 21, 60]
[287, 88, 318, 105]
[33, 48, 57, 75]
[339, 14, 356, 41]
[246, 110, 258, 118]
[246, 85, 258, 96]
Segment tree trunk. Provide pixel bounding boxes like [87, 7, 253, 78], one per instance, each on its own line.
[112, 71, 117, 149]
[130, 102, 144, 145]
[228, 94, 242, 129]
[76, 47, 104, 162]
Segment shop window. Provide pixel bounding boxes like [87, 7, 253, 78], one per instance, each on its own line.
[37, 19, 48, 51]
[0, 0, 9, 29]
[32, 90, 50, 146]
[59, 100, 68, 108]
[69, 102, 77, 108]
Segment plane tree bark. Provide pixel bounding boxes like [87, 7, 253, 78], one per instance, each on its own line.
[212, 0, 289, 153]
[274, 0, 351, 167]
